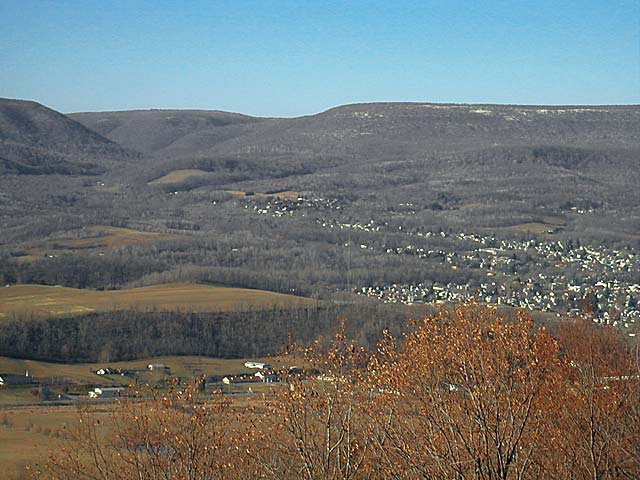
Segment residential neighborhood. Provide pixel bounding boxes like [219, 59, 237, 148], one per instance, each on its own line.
[238, 193, 639, 335]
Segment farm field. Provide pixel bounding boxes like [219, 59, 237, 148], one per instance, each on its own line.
[18, 225, 185, 262]
[0, 404, 114, 479]
[225, 189, 301, 200]
[507, 216, 567, 234]
[149, 168, 210, 184]
[0, 355, 286, 387]
[0, 389, 274, 479]
[0, 282, 318, 319]
[0, 354, 290, 478]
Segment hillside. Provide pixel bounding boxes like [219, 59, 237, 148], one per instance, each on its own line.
[117, 103, 639, 227]
[69, 109, 263, 155]
[199, 103, 640, 159]
[0, 99, 638, 357]
[0, 98, 131, 175]
[0, 282, 317, 319]
[71, 102, 640, 159]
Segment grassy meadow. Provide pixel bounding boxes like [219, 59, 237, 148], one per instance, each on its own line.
[18, 225, 185, 262]
[0, 354, 290, 478]
[0, 405, 84, 480]
[149, 169, 210, 184]
[0, 355, 286, 386]
[0, 282, 317, 319]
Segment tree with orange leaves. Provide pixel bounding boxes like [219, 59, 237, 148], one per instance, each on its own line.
[369, 304, 567, 480]
[38, 378, 242, 480]
[35, 305, 639, 480]
[245, 324, 390, 480]
[554, 319, 640, 479]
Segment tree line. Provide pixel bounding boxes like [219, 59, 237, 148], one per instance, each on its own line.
[0, 301, 412, 363]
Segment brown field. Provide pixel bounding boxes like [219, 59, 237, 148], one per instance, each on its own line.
[541, 216, 565, 225]
[0, 403, 122, 479]
[0, 393, 275, 479]
[225, 189, 300, 200]
[0, 407, 77, 479]
[17, 225, 185, 262]
[0, 354, 290, 479]
[507, 217, 566, 234]
[149, 169, 210, 184]
[0, 282, 318, 320]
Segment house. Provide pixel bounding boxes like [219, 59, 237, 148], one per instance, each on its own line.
[147, 364, 170, 372]
[244, 361, 272, 370]
[88, 387, 125, 399]
[254, 371, 278, 383]
[0, 372, 35, 387]
[94, 367, 129, 376]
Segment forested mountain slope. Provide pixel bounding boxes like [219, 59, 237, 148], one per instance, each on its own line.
[0, 98, 131, 175]
[69, 109, 263, 155]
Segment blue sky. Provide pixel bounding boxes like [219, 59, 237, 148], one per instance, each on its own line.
[1, 0, 638, 116]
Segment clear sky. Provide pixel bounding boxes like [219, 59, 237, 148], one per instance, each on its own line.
[1, 0, 638, 117]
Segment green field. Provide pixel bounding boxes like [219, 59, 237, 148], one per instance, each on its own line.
[0, 282, 318, 319]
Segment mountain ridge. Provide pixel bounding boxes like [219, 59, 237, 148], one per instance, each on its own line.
[0, 98, 133, 175]
[69, 109, 264, 155]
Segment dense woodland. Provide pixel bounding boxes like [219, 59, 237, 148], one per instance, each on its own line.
[0, 302, 420, 362]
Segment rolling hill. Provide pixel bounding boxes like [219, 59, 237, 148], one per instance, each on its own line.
[1, 97, 639, 367]
[69, 109, 263, 155]
[70, 103, 640, 159]
[1, 98, 637, 244]
[0, 98, 132, 175]
[0, 282, 317, 319]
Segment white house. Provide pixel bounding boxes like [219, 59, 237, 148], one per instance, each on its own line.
[244, 361, 271, 370]
[147, 364, 169, 372]
[88, 387, 125, 398]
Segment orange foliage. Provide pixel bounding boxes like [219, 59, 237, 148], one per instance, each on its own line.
[36, 305, 639, 480]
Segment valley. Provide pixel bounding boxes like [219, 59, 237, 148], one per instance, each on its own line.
[1, 98, 638, 343]
[0, 283, 318, 319]
[0, 97, 639, 478]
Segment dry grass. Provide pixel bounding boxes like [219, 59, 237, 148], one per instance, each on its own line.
[225, 189, 300, 200]
[149, 169, 210, 184]
[0, 405, 111, 479]
[18, 226, 184, 262]
[0, 355, 293, 478]
[0, 389, 282, 479]
[542, 216, 565, 225]
[0, 355, 290, 386]
[508, 217, 566, 234]
[0, 424, 63, 479]
[0, 282, 318, 320]
[0, 388, 39, 406]
[509, 222, 557, 234]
